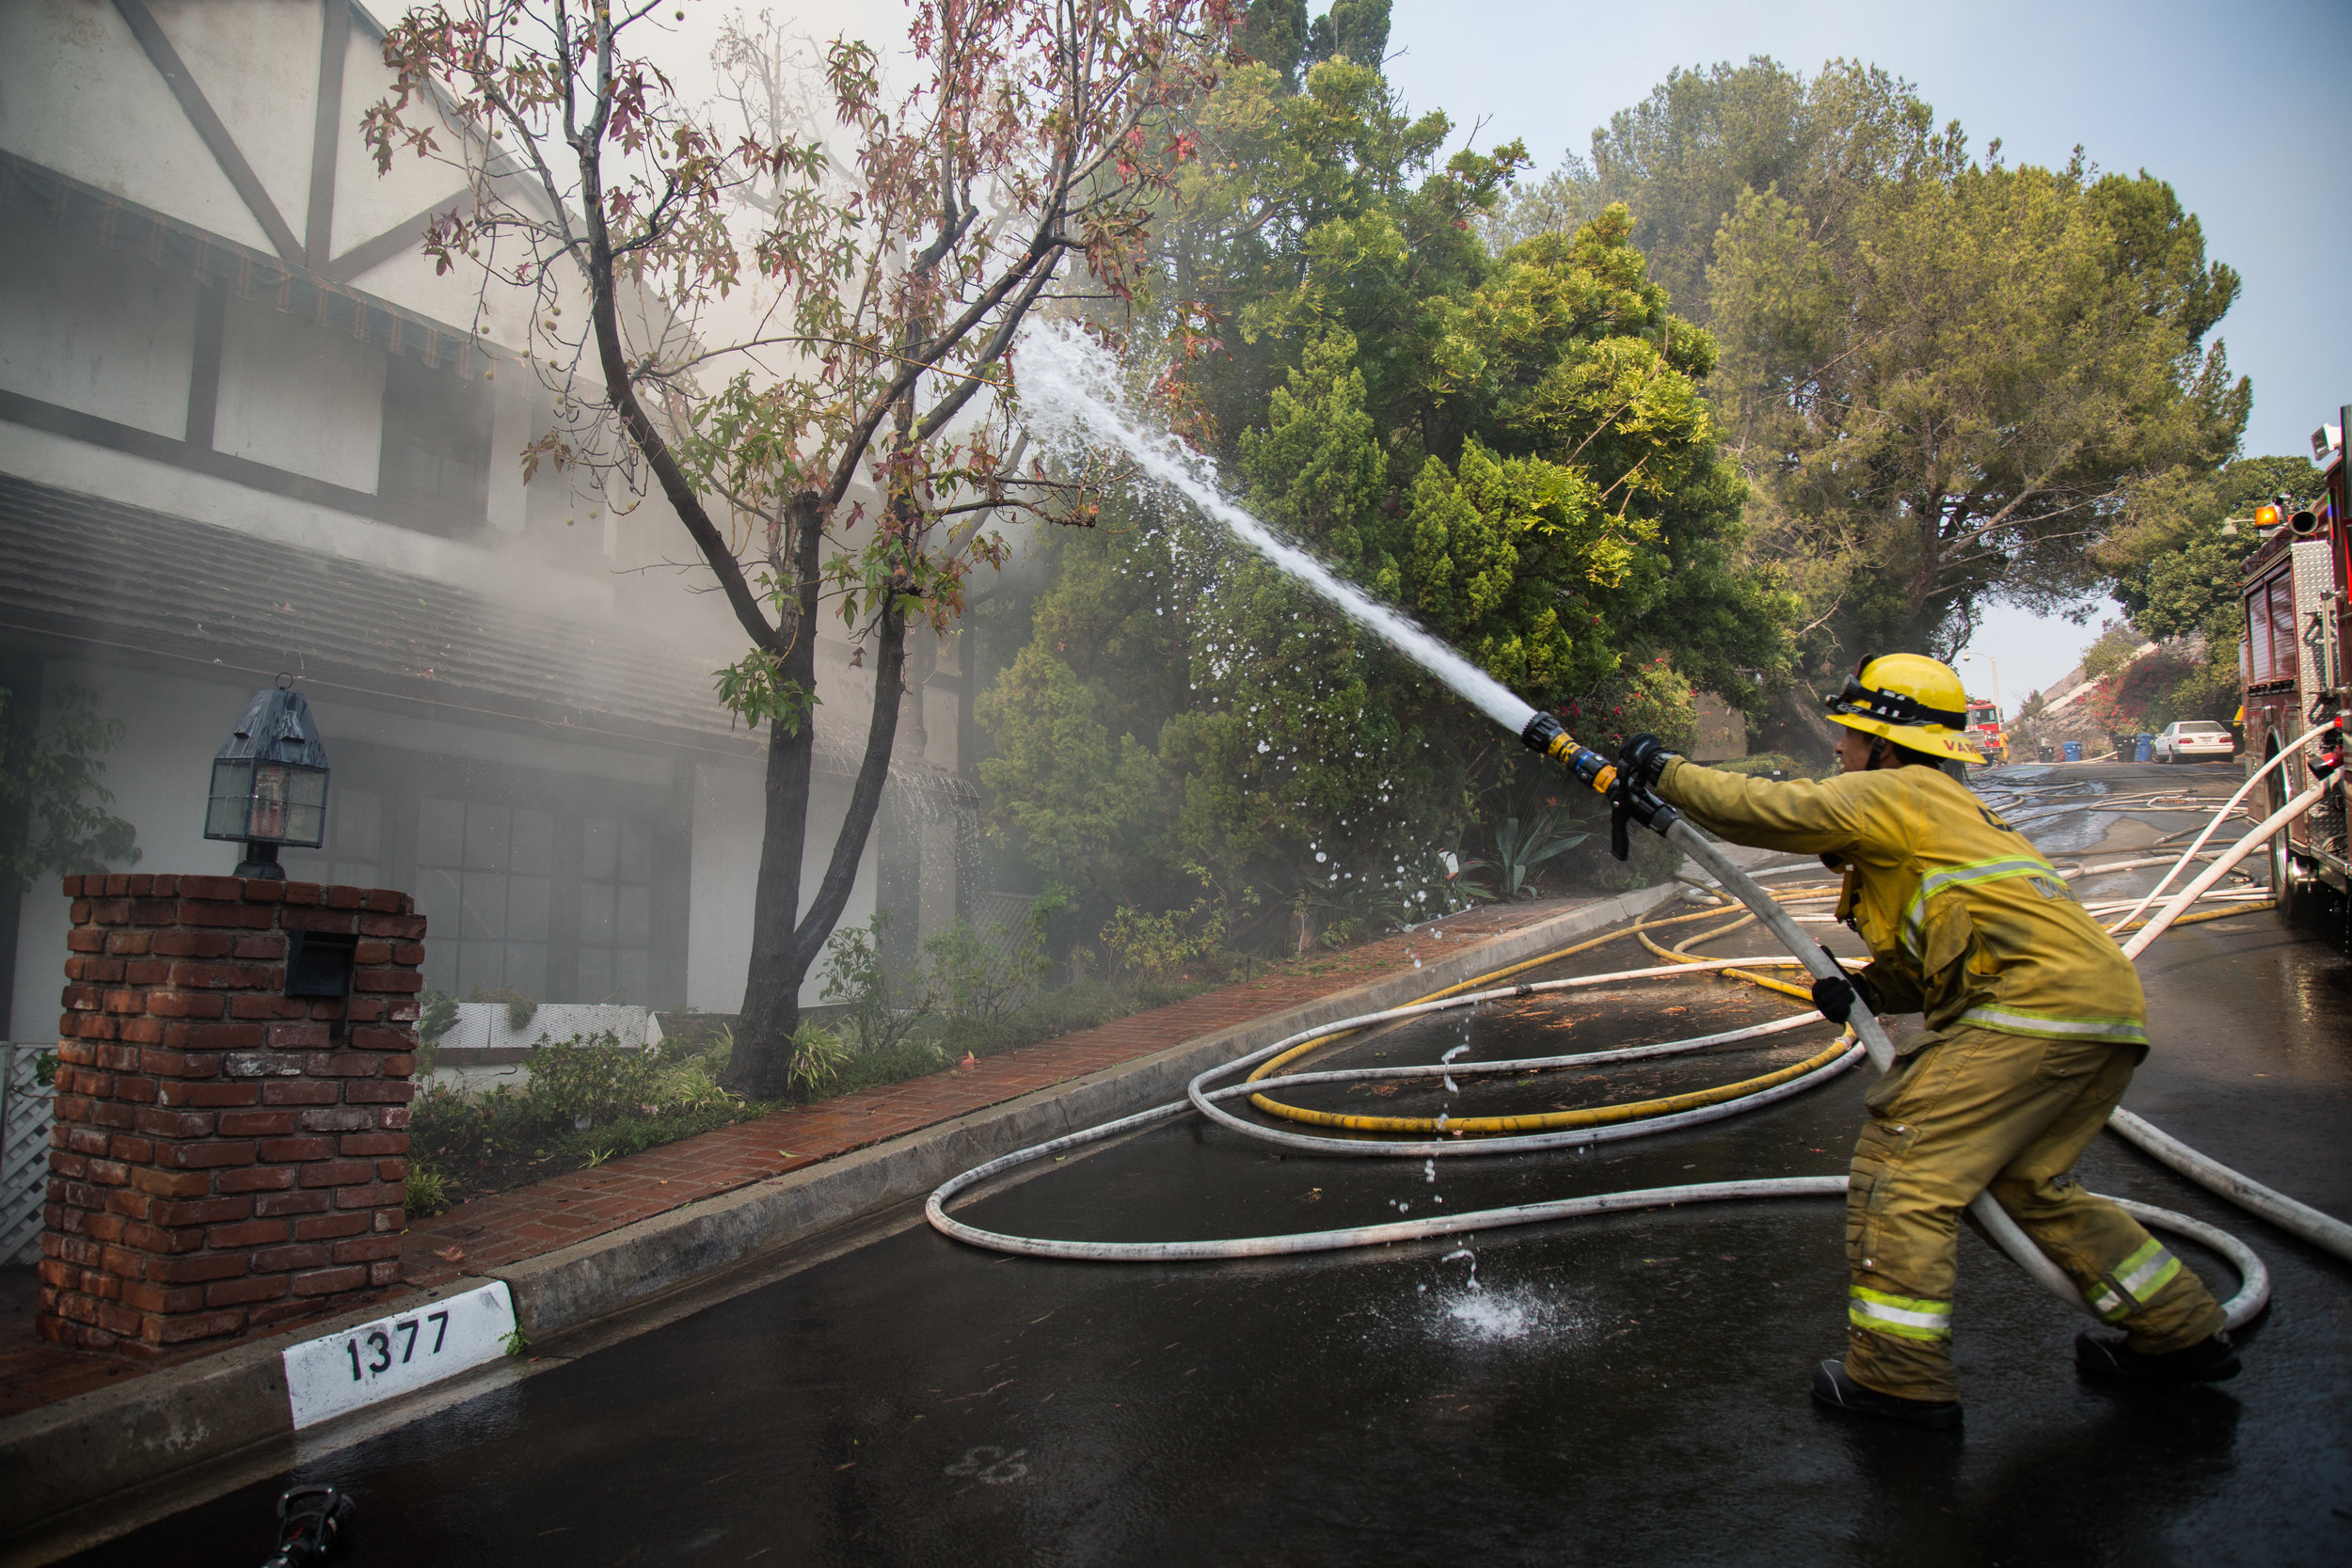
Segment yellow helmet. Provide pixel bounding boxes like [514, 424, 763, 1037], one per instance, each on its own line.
[1823, 653, 1982, 763]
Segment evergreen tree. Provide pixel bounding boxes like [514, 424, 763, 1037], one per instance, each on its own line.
[978, 41, 1788, 943]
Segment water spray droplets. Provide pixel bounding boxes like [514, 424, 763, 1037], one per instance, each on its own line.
[1016, 325, 1538, 737]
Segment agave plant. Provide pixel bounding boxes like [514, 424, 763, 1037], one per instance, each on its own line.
[1487, 810, 1589, 900]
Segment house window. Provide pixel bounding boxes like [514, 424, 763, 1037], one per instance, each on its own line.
[278, 787, 384, 890]
[414, 798, 553, 1000]
[260, 736, 683, 1007]
[577, 817, 654, 1003]
[378, 356, 491, 530]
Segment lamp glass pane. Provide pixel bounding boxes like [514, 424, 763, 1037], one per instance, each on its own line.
[204, 759, 255, 840]
[282, 765, 328, 848]
[248, 763, 291, 842]
[241, 763, 329, 847]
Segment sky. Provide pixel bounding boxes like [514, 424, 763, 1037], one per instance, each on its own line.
[633, 0, 2348, 706]
[1380, 0, 2352, 704]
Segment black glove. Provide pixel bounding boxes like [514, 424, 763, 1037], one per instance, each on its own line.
[1618, 733, 1677, 790]
[1810, 962, 1878, 1026]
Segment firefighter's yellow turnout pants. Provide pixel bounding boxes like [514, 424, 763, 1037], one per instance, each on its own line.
[1847, 1026, 2227, 1402]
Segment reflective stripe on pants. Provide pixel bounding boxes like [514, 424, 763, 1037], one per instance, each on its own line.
[1849, 1285, 1951, 1342]
[1844, 1027, 2226, 1402]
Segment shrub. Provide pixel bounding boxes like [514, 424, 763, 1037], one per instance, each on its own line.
[2082, 645, 2234, 736]
[1481, 810, 1588, 900]
[1100, 899, 1230, 980]
[405, 1163, 452, 1219]
[469, 986, 538, 1032]
[408, 1080, 531, 1173]
[923, 895, 1058, 1018]
[562, 1101, 762, 1167]
[930, 975, 1210, 1064]
[1713, 752, 1813, 778]
[786, 1022, 855, 1096]
[828, 1037, 953, 1095]
[523, 1032, 666, 1130]
[403, 1030, 767, 1200]
[418, 990, 459, 1045]
[1561, 657, 1701, 755]
[820, 912, 933, 1054]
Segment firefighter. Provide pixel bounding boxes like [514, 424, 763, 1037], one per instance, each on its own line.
[1616, 653, 2239, 1429]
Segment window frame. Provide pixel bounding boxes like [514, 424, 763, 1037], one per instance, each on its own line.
[276, 736, 690, 1007]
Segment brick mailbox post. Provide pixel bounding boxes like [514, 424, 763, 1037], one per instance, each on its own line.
[40, 874, 424, 1355]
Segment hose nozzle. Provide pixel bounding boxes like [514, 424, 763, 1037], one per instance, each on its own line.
[1520, 712, 1618, 795]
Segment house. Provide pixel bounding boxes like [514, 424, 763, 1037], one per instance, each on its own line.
[0, 0, 980, 1045]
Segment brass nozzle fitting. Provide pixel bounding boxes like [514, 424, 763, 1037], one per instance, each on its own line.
[1519, 712, 1617, 794]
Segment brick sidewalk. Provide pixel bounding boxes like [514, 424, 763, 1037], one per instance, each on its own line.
[397, 897, 1575, 1285]
[1, 897, 1581, 1418]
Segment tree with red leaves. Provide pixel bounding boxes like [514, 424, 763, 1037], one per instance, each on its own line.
[363, 0, 1230, 1096]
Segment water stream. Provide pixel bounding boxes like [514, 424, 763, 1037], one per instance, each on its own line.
[1018, 324, 1539, 738]
[1023, 324, 1529, 1326]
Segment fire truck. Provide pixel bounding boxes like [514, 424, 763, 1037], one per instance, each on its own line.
[2238, 404, 2349, 935]
[1964, 697, 2005, 763]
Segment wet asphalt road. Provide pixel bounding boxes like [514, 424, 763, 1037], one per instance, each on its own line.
[72, 764, 2352, 1566]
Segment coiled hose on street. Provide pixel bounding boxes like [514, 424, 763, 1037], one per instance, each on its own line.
[929, 760, 2349, 1331]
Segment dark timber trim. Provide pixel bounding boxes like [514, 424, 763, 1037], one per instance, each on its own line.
[0, 386, 462, 536]
[2, 151, 496, 388]
[327, 198, 466, 283]
[305, 0, 352, 267]
[111, 0, 305, 265]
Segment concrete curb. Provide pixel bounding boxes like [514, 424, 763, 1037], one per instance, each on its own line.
[499, 880, 1680, 1339]
[0, 1275, 490, 1548]
[0, 882, 1676, 1545]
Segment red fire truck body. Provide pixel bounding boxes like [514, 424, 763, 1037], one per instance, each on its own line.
[2238, 405, 2349, 914]
[1964, 698, 2004, 762]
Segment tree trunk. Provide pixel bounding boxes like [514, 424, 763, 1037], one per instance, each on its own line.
[723, 527, 914, 1100]
[1758, 680, 1840, 767]
[726, 492, 825, 1097]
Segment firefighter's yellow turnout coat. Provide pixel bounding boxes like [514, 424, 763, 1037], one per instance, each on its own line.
[1655, 758, 2225, 1401]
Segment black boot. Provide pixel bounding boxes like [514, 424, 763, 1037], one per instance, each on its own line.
[2074, 1330, 2240, 1385]
[1810, 1358, 1963, 1430]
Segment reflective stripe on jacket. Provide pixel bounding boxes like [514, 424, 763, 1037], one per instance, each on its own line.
[1655, 759, 2146, 1053]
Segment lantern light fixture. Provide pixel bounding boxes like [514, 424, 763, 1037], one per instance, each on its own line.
[203, 677, 329, 880]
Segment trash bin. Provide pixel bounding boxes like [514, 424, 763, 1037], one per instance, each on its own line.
[2038, 744, 2053, 763]
[2134, 733, 2153, 762]
[2062, 740, 2083, 762]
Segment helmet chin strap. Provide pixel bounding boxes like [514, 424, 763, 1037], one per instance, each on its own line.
[1867, 735, 1895, 770]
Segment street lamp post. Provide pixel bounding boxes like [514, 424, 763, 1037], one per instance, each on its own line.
[1960, 651, 2006, 764]
[1961, 651, 2003, 720]
[202, 678, 330, 879]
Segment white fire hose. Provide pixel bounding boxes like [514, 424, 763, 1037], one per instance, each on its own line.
[929, 760, 2346, 1329]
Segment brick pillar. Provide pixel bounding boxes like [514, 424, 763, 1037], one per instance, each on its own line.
[39, 874, 424, 1356]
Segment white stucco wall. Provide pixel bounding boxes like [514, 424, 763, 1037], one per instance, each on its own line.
[686, 761, 878, 1014]
[214, 293, 387, 492]
[0, 219, 197, 438]
[0, 0, 278, 255]
[7, 664, 246, 1043]
[1, 0, 961, 1035]
[147, 0, 323, 233]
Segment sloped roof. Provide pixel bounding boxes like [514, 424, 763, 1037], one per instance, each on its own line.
[0, 471, 845, 768]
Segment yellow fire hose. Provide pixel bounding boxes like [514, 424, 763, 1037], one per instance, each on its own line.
[1239, 879, 2272, 1139]
[1243, 895, 1835, 1135]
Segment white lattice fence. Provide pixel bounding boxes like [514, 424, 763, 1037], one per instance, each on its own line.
[969, 893, 1040, 964]
[1, 1043, 54, 1266]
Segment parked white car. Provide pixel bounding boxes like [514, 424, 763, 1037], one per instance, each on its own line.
[2153, 720, 2235, 763]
